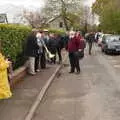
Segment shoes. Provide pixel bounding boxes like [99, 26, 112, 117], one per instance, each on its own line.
[29, 72, 36, 76]
[69, 71, 74, 74]
[76, 71, 80, 74]
[89, 52, 92, 55]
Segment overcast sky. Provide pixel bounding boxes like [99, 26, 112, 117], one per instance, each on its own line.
[0, 0, 45, 8]
[84, 0, 96, 7]
[0, 0, 96, 8]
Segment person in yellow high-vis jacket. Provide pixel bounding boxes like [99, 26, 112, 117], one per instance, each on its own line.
[0, 53, 12, 99]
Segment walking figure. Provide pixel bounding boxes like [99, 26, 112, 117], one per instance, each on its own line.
[86, 32, 95, 55]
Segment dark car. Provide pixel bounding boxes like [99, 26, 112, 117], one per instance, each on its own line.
[101, 35, 120, 54]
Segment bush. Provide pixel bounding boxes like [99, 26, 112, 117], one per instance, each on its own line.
[0, 24, 32, 69]
[47, 28, 66, 35]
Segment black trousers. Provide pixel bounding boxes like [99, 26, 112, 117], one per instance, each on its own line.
[50, 54, 56, 64]
[49, 47, 56, 64]
[69, 52, 80, 72]
[35, 54, 40, 71]
[57, 47, 62, 63]
[88, 42, 93, 55]
[40, 52, 46, 69]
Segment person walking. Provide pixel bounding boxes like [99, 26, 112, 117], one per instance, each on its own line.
[25, 30, 38, 75]
[86, 32, 95, 55]
[66, 31, 81, 74]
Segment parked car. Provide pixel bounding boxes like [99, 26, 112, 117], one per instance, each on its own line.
[101, 35, 120, 54]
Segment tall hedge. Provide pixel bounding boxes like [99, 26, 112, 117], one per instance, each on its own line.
[46, 28, 66, 35]
[0, 24, 32, 69]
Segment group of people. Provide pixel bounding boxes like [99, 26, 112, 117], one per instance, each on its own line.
[25, 29, 65, 75]
[0, 29, 97, 99]
[25, 29, 87, 75]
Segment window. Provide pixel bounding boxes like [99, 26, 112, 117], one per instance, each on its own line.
[59, 22, 63, 28]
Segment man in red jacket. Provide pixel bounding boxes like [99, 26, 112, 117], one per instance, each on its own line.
[67, 31, 81, 74]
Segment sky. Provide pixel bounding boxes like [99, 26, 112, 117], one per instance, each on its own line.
[0, 0, 97, 24]
[0, 0, 45, 8]
[0, 0, 96, 9]
[84, 0, 96, 7]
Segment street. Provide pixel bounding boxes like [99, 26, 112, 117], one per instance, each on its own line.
[1, 46, 120, 120]
[32, 46, 120, 120]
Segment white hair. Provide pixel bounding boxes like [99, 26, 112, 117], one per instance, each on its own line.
[69, 31, 75, 38]
[36, 33, 42, 38]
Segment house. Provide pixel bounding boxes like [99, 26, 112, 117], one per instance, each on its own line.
[0, 14, 8, 23]
[47, 15, 66, 30]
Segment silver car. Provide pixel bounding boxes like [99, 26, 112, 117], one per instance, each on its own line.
[101, 35, 120, 54]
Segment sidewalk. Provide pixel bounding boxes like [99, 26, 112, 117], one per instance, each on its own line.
[32, 49, 120, 120]
[0, 63, 59, 120]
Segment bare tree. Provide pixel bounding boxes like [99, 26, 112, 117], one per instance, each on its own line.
[23, 10, 48, 28]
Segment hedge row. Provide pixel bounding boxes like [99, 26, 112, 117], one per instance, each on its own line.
[0, 24, 32, 69]
[0, 24, 65, 69]
[48, 28, 65, 35]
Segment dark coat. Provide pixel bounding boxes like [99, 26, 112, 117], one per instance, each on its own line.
[87, 33, 95, 43]
[63, 35, 69, 48]
[56, 35, 65, 49]
[25, 34, 39, 57]
[48, 37, 57, 54]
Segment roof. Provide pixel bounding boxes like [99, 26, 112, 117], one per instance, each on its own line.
[47, 15, 61, 24]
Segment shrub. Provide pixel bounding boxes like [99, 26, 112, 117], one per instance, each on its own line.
[47, 28, 66, 35]
[0, 24, 32, 69]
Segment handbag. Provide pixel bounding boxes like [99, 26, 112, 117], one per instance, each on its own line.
[75, 50, 84, 59]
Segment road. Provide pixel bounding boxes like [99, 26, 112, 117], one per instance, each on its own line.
[32, 46, 120, 120]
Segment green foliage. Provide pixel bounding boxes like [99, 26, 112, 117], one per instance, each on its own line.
[47, 28, 66, 35]
[0, 24, 32, 69]
[42, 0, 82, 30]
[92, 0, 120, 33]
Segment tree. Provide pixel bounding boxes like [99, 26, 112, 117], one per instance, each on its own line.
[92, 0, 120, 33]
[23, 10, 48, 28]
[42, 0, 82, 30]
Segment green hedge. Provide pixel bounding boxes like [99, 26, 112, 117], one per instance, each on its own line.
[0, 24, 32, 69]
[46, 28, 66, 35]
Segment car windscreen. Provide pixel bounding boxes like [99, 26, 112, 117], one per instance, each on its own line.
[106, 36, 120, 43]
